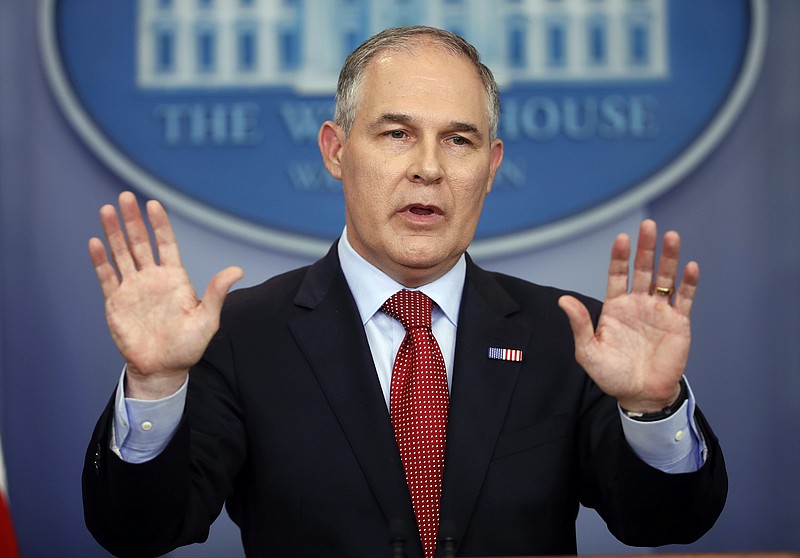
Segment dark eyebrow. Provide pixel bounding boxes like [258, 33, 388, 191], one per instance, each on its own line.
[371, 113, 484, 140]
[371, 113, 414, 128]
[448, 121, 482, 138]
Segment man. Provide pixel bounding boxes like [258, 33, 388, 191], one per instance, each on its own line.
[83, 26, 726, 557]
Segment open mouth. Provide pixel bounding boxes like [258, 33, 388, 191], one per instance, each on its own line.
[409, 206, 435, 216]
[397, 203, 444, 227]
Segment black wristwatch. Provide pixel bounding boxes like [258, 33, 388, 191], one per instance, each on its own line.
[621, 378, 688, 422]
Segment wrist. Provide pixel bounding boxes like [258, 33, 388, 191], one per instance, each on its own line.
[619, 378, 688, 422]
[124, 367, 189, 400]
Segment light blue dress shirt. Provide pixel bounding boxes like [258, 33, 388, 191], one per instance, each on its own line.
[114, 230, 706, 473]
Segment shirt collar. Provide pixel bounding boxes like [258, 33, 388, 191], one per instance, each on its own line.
[337, 227, 465, 327]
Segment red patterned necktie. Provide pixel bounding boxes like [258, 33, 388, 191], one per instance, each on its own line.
[382, 290, 449, 558]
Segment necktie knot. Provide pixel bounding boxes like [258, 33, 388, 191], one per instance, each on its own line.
[381, 289, 434, 331]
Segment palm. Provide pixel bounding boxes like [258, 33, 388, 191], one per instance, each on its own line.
[577, 291, 691, 408]
[105, 265, 210, 377]
[558, 220, 698, 412]
[89, 192, 243, 398]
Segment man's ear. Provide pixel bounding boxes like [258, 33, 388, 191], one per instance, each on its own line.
[485, 138, 504, 195]
[318, 121, 345, 180]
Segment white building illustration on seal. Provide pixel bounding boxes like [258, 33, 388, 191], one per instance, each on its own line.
[137, 0, 668, 91]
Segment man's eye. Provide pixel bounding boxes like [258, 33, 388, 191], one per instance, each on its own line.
[388, 130, 406, 139]
[450, 136, 469, 146]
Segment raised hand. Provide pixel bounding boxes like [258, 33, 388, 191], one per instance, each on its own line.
[557, 219, 697, 413]
[88, 192, 243, 399]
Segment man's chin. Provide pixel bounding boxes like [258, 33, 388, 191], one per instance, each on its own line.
[393, 240, 445, 267]
[388, 243, 462, 283]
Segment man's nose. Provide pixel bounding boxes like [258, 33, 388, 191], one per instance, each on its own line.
[406, 138, 444, 185]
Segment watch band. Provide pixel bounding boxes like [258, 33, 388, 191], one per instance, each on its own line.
[621, 378, 688, 422]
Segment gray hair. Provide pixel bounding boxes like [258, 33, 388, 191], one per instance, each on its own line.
[333, 26, 500, 140]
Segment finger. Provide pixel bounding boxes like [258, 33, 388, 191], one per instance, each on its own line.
[201, 266, 245, 318]
[99, 202, 137, 278]
[673, 261, 699, 317]
[88, 237, 120, 299]
[146, 199, 183, 268]
[606, 233, 631, 300]
[631, 219, 657, 294]
[653, 230, 681, 298]
[558, 295, 595, 356]
[118, 191, 155, 269]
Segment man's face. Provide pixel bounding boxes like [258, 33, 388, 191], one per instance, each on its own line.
[319, 41, 503, 287]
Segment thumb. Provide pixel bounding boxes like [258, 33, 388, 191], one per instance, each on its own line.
[557, 295, 595, 351]
[201, 266, 244, 316]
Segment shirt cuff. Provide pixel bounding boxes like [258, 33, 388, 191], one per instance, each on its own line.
[618, 377, 707, 473]
[112, 367, 188, 464]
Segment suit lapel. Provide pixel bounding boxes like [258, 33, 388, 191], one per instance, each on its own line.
[287, 244, 419, 547]
[287, 247, 531, 554]
[439, 258, 533, 543]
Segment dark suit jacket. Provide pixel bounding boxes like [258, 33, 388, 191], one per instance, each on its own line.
[83, 244, 727, 557]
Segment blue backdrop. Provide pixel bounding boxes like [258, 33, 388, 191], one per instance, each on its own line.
[1, 1, 798, 556]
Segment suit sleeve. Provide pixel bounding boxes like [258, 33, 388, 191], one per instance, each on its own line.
[82, 327, 247, 558]
[576, 302, 728, 546]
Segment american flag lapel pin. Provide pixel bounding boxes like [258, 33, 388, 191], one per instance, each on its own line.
[488, 347, 523, 362]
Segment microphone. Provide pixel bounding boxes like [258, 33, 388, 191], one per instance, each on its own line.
[439, 520, 458, 558]
[389, 519, 406, 558]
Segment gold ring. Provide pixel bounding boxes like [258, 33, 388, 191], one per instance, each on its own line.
[654, 285, 674, 297]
